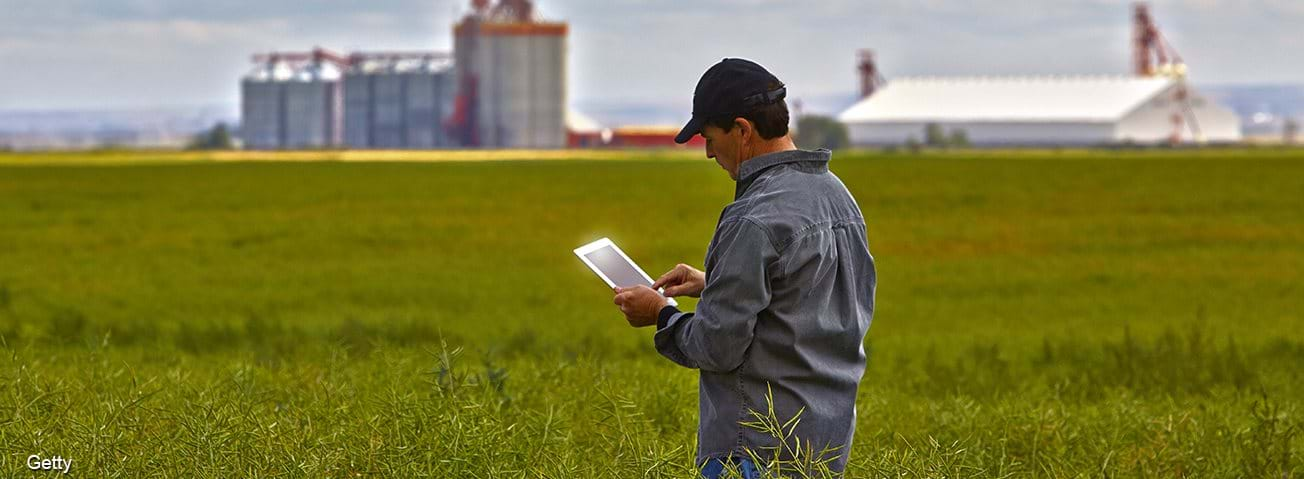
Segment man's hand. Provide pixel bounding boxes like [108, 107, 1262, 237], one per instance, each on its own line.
[653, 263, 706, 298]
[613, 285, 669, 328]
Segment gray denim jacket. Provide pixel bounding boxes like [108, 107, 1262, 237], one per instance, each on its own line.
[654, 148, 876, 472]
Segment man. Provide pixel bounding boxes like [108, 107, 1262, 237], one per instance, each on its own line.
[612, 58, 877, 477]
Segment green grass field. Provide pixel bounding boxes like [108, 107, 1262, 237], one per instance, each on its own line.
[1, 149, 1301, 477]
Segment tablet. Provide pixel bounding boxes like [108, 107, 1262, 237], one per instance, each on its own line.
[574, 238, 677, 307]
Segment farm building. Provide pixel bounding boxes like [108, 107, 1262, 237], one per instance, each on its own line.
[838, 5, 1243, 147]
[837, 75, 1243, 146]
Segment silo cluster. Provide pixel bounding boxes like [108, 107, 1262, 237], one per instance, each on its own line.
[239, 0, 568, 150]
[239, 52, 344, 150]
[343, 57, 455, 149]
[240, 58, 343, 149]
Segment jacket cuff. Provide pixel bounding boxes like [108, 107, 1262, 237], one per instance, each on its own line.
[657, 305, 680, 330]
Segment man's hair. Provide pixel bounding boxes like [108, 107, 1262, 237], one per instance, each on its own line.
[706, 101, 790, 140]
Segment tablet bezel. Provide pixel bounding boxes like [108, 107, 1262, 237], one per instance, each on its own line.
[573, 237, 677, 307]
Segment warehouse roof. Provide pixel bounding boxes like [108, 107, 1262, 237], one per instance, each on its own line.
[838, 76, 1177, 123]
[566, 109, 602, 133]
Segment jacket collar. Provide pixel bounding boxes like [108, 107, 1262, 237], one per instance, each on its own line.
[735, 148, 832, 198]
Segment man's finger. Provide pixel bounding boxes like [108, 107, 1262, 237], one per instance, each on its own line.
[657, 266, 687, 287]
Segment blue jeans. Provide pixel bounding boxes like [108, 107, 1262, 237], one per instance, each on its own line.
[700, 457, 762, 479]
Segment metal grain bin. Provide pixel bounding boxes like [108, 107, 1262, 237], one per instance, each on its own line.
[403, 60, 455, 148]
[342, 64, 376, 148]
[453, 19, 567, 148]
[370, 65, 407, 149]
[283, 62, 342, 148]
[240, 61, 293, 149]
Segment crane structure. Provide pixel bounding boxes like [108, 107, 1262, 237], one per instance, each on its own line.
[1132, 3, 1205, 145]
[857, 49, 886, 99]
[1132, 3, 1186, 78]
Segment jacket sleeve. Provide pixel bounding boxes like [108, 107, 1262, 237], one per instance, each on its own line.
[654, 218, 775, 372]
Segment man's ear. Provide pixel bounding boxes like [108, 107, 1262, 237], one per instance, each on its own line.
[734, 117, 753, 142]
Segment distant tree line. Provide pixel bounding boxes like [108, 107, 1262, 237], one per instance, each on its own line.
[794, 115, 849, 150]
[188, 122, 235, 150]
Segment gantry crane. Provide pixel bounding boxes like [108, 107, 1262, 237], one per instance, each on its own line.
[1134, 3, 1205, 144]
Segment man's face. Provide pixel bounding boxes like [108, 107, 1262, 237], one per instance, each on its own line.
[701, 122, 744, 180]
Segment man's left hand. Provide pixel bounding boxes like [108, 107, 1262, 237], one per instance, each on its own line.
[613, 285, 669, 328]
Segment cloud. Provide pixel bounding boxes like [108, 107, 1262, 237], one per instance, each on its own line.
[0, 0, 1300, 110]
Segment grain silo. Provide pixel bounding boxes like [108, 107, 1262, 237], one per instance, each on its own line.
[370, 66, 407, 148]
[342, 62, 376, 149]
[341, 55, 454, 149]
[240, 49, 347, 149]
[240, 60, 293, 149]
[283, 61, 342, 148]
[448, 0, 567, 148]
[403, 59, 456, 148]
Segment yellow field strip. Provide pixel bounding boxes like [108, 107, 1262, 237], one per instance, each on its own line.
[5, 147, 1303, 166]
[0, 148, 705, 166]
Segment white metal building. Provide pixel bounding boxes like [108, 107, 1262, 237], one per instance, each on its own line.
[838, 76, 1242, 146]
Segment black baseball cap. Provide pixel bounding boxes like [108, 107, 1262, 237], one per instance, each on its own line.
[674, 58, 787, 144]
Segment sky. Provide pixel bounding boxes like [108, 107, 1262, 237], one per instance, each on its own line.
[1, 0, 1301, 113]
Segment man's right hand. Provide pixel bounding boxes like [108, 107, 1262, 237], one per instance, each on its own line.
[653, 263, 706, 298]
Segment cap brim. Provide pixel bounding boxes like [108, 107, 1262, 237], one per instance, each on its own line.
[674, 116, 705, 144]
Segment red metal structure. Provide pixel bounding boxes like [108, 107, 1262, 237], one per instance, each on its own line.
[565, 127, 707, 149]
[446, 73, 481, 147]
[252, 48, 449, 69]
[252, 48, 349, 68]
[1132, 3, 1183, 77]
[1132, 3, 1202, 143]
[607, 127, 704, 148]
[447, 4, 485, 148]
[857, 49, 885, 99]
